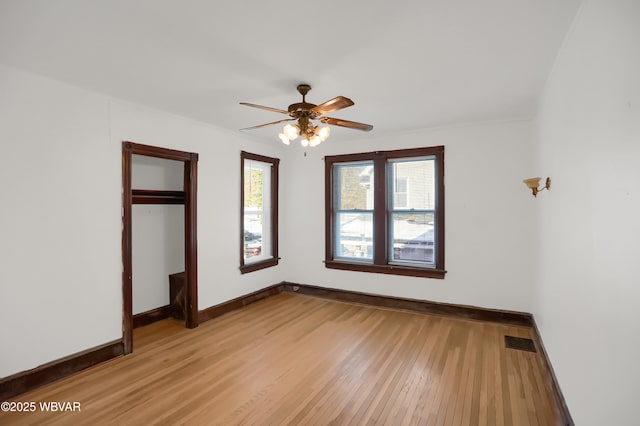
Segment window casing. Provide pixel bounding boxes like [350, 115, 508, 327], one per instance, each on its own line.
[325, 146, 445, 279]
[240, 151, 279, 273]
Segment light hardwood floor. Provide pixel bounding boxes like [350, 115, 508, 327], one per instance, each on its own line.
[1, 293, 563, 425]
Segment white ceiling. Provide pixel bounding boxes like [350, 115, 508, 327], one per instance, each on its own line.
[0, 0, 582, 142]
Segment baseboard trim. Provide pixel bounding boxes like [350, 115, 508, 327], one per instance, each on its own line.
[531, 318, 574, 426]
[282, 282, 533, 326]
[198, 283, 284, 324]
[0, 339, 124, 401]
[133, 305, 171, 328]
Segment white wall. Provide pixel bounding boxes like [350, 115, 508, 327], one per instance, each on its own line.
[0, 65, 122, 377]
[0, 64, 287, 378]
[532, 1, 640, 424]
[282, 120, 537, 312]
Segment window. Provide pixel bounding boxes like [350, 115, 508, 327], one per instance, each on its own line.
[325, 146, 445, 278]
[240, 151, 279, 273]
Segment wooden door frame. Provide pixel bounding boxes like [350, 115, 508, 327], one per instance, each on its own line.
[122, 141, 199, 354]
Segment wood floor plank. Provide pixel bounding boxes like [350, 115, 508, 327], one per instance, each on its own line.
[1, 293, 564, 425]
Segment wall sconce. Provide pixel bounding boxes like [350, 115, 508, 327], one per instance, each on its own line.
[523, 177, 551, 197]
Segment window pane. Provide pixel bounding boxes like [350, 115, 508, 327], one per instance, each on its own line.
[394, 177, 408, 208]
[336, 163, 374, 210]
[390, 159, 435, 210]
[390, 212, 434, 264]
[244, 166, 263, 209]
[335, 212, 373, 260]
[243, 160, 272, 263]
[244, 211, 263, 259]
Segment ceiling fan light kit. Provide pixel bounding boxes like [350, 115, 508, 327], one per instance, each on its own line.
[240, 84, 373, 147]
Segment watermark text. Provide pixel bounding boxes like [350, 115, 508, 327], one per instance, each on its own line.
[1, 401, 81, 412]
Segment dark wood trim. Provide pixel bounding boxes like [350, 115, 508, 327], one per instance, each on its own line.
[434, 146, 446, 268]
[531, 318, 575, 426]
[133, 305, 171, 328]
[324, 155, 333, 262]
[271, 153, 279, 269]
[122, 142, 199, 352]
[240, 152, 245, 269]
[373, 154, 387, 264]
[198, 283, 284, 324]
[281, 282, 532, 326]
[325, 260, 446, 279]
[132, 197, 185, 205]
[128, 142, 193, 161]
[239, 151, 280, 274]
[132, 189, 185, 198]
[132, 189, 185, 205]
[184, 153, 199, 329]
[434, 146, 445, 269]
[122, 145, 133, 354]
[239, 257, 280, 274]
[324, 146, 446, 278]
[0, 340, 124, 400]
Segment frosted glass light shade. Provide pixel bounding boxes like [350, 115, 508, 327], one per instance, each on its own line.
[317, 126, 330, 141]
[278, 133, 291, 145]
[283, 124, 299, 140]
[279, 123, 329, 147]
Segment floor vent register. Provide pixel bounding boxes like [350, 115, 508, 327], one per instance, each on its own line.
[504, 335, 537, 353]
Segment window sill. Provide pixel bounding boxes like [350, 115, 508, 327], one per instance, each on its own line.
[325, 260, 446, 279]
[239, 257, 279, 274]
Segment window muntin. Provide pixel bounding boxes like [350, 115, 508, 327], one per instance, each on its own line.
[240, 151, 279, 273]
[325, 147, 445, 279]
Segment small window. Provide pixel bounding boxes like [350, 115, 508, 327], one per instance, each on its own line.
[325, 146, 445, 279]
[240, 151, 279, 273]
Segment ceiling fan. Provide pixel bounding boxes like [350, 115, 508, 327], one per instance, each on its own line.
[240, 84, 373, 147]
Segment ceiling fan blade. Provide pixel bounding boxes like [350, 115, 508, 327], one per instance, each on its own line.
[311, 96, 354, 116]
[239, 102, 290, 115]
[239, 118, 295, 132]
[320, 117, 373, 131]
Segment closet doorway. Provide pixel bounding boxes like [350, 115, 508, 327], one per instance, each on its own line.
[122, 142, 199, 354]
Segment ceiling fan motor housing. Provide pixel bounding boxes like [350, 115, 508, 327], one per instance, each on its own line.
[287, 103, 316, 116]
